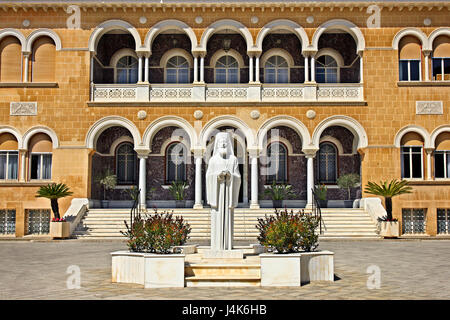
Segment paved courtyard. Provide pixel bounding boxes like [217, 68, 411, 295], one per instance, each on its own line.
[1, 239, 449, 300]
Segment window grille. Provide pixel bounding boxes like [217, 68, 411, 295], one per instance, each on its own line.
[0, 209, 15, 234]
[26, 209, 50, 234]
[437, 209, 450, 234]
[402, 208, 426, 234]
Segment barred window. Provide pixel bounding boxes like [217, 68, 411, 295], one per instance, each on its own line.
[266, 142, 287, 183]
[26, 209, 50, 235]
[402, 208, 426, 234]
[116, 143, 136, 185]
[318, 143, 337, 183]
[437, 209, 450, 234]
[166, 142, 187, 183]
[0, 209, 15, 234]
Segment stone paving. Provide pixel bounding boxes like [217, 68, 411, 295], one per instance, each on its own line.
[1, 239, 449, 300]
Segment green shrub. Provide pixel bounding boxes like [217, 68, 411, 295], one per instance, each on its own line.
[122, 210, 191, 254]
[257, 208, 320, 253]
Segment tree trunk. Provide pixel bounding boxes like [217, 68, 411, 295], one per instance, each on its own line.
[385, 197, 393, 220]
[51, 198, 60, 220]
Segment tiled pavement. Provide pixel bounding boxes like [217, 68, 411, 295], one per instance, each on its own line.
[1, 239, 449, 300]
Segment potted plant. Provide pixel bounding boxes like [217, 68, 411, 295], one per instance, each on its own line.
[314, 184, 328, 208]
[169, 181, 187, 208]
[95, 169, 117, 208]
[36, 183, 73, 239]
[256, 208, 334, 286]
[337, 173, 360, 208]
[264, 181, 294, 208]
[364, 179, 412, 238]
[113, 209, 192, 288]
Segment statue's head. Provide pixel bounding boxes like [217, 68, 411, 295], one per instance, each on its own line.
[213, 132, 233, 159]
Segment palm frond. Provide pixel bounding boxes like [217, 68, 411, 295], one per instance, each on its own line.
[364, 179, 412, 198]
[36, 183, 73, 200]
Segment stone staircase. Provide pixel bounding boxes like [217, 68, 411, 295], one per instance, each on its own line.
[73, 207, 379, 240]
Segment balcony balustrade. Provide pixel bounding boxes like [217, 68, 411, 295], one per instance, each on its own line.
[91, 82, 364, 104]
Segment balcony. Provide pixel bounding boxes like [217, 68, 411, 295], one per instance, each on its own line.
[90, 82, 365, 105]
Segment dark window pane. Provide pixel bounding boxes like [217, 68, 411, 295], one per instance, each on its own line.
[399, 61, 409, 81]
[30, 154, 40, 179]
[0, 153, 6, 180]
[445, 59, 450, 79]
[411, 152, 422, 178]
[435, 153, 445, 178]
[401, 150, 410, 178]
[432, 58, 442, 80]
[409, 60, 420, 81]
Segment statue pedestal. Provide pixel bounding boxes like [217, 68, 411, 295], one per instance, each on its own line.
[203, 249, 244, 259]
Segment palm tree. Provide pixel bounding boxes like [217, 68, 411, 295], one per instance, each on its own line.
[36, 183, 73, 220]
[364, 179, 412, 220]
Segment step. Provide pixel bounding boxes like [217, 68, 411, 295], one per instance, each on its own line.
[185, 275, 261, 287]
[185, 264, 260, 277]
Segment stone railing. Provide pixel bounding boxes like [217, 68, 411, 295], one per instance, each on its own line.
[91, 83, 364, 103]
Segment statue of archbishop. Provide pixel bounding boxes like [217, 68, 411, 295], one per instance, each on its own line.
[206, 132, 241, 251]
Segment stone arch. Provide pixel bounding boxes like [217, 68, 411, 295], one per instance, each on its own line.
[144, 19, 198, 53]
[143, 116, 197, 151]
[0, 28, 26, 51]
[22, 125, 59, 150]
[85, 116, 141, 149]
[199, 19, 254, 53]
[430, 125, 450, 149]
[311, 19, 365, 54]
[200, 115, 255, 149]
[392, 28, 429, 51]
[88, 20, 142, 53]
[428, 28, 450, 48]
[25, 28, 62, 52]
[255, 19, 309, 53]
[257, 115, 311, 151]
[312, 115, 368, 152]
[0, 125, 23, 149]
[394, 125, 431, 149]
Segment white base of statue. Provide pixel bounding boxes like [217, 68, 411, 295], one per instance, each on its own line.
[203, 249, 244, 259]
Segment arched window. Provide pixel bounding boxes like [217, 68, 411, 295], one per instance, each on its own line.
[264, 55, 289, 83]
[431, 35, 450, 81]
[166, 142, 186, 183]
[215, 55, 239, 83]
[434, 132, 450, 179]
[166, 56, 190, 84]
[318, 143, 337, 183]
[316, 55, 338, 83]
[116, 56, 138, 84]
[400, 132, 424, 179]
[0, 36, 22, 82]
[116, 143, 136, 184]
[267, 142, 287, 183]
[398, 36, 422, 81]
[31, 37, 56, 82]
[0, 133, 18, 180]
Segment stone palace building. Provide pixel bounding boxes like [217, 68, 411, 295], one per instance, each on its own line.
[0, 0, 449, 238]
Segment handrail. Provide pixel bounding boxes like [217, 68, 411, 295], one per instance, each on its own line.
[311, 188, 325, 235]
[130, 188, 141, 229]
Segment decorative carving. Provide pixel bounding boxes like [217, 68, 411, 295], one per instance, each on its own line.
[262, 87, 303, 99]
[150, 88, 193, 99]
[10, 102, 37, 116]
[416, 101, 443, 115]
[250, 110, 260, 120]
[206, 88, 248, 99]
[194, 110, 204, 120]
[306, 110, 316, 119]
[137, 110, 147, 120]
[94, 87, 137, 100]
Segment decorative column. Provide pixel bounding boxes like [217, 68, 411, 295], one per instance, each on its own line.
[193, 55, 198, 83]
[249, 150, 260, 209]
[304, 55, 309, 82]
[249, 55, 254, 83]
[137, 54, 143, 83]
[303, 149, 318, 209]
[19, 149, 27, 182]
[138, 155, 148, 209]
[310, 55, 316, 83]
[425, 148, 433, 180]
[23, 52, 30, 83]
[144, 53, 150, 83]
[193, 150, 204, 209]
[359, 53, 364, 83]
[423, 50, 431, 81]
[199, 55, 205, 83]
[255, 56, 260, 83]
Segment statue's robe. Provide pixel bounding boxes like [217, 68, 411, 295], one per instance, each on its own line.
[206, 154, 241, 251]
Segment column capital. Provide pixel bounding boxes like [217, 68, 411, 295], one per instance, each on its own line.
[302, 50, 318, 58]
[424, 147, 435, 154]
[248, 148, 260, 158]
[192, 148, 205, 158]
[22, 50, 31, 57]
[136, 49, 151, 58]
[303, 147, 319, 158]
[192, 50, 206, 58]
[135, 148, 150, 158]
[422, 49, 432, 56]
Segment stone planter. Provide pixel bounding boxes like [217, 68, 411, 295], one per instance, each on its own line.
[101, 200, 109, 208]
[380, 221, 399, 238]
[50, 222, 70, 239]
[343, 200, 353, 208]
[111, 251, 185, 288]
[172, 244, 197, 254]
[272, 200, 283, 208]
[318, 200, 328, 208]
[260, 251, 334, 286]
[175, 200, 186, 208]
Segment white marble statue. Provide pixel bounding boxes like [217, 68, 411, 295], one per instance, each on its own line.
[206, 132, 241, 251]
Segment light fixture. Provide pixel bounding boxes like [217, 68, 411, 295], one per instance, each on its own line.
[222, 38, 232, 52]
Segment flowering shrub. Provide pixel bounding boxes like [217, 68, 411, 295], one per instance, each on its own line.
[52, 217, 66, 222]
[377, 215, 398, 222]
[257, 208, 320, 253]
[122, 210, 191, 254]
